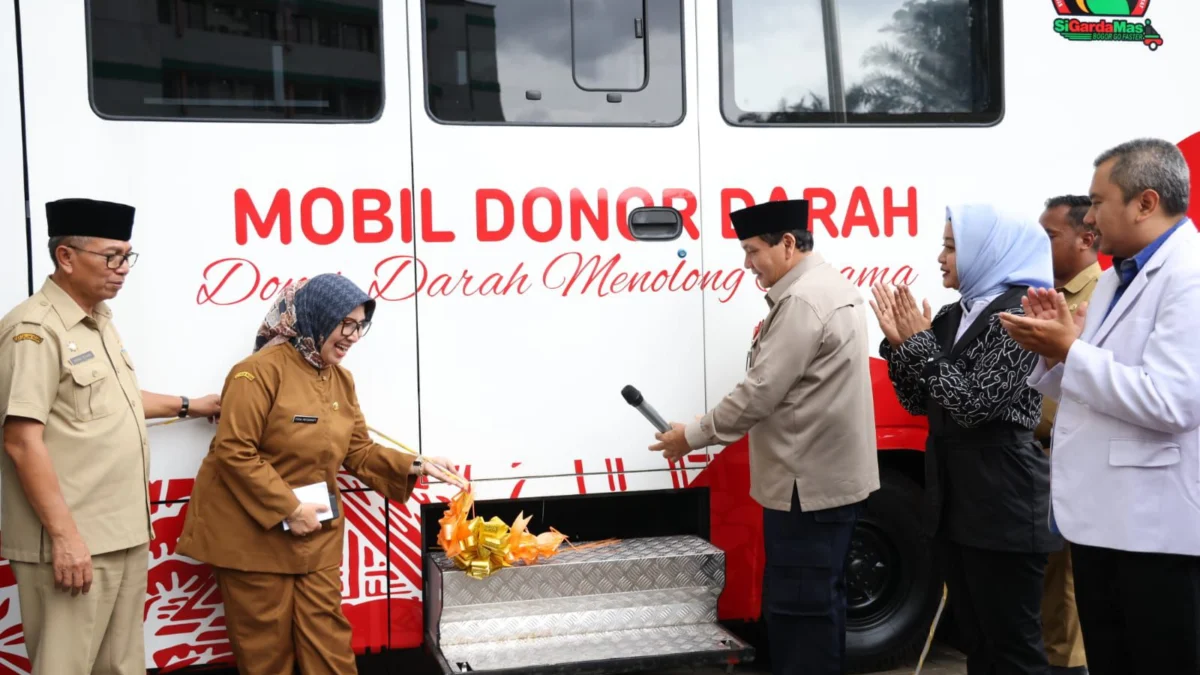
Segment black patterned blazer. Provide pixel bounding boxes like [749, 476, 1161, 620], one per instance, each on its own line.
[879, 285, 1061, 554]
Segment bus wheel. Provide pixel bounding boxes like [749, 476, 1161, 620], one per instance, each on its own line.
[844, 467, 942, 673]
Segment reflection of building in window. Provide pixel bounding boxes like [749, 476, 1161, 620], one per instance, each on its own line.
[423, 0, 684, 126]
[719, 0, 1002, 125]
[425, 0, 505, 122]
[90, 0, 383, 121]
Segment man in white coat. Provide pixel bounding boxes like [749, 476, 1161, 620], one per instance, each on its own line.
[999, 137, 1200, 675]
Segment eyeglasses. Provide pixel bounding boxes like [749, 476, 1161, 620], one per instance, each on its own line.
[68, 246, 139, 270]
[339, 319, 372, 338]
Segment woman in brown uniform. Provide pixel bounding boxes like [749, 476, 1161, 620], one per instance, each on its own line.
[176, 273, 466, 675]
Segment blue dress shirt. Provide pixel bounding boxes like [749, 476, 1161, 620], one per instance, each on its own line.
[1103, 217, 1191, 322]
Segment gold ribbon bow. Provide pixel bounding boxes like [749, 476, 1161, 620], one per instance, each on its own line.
[435, 485, 579, 579]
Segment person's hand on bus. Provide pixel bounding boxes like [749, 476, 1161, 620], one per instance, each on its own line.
[187, 393, 222, 423]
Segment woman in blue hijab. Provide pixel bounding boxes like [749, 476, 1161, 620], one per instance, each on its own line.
[870, 205, 1059, 675]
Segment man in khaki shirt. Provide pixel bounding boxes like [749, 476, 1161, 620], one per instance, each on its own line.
[1035, 195, 1101, 675]
[0, 198, 220, 675]
[650, 199, 879, 675]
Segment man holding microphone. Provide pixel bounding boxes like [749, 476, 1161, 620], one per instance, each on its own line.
[649, 199, 880, 675]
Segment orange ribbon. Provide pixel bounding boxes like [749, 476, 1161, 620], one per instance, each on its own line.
[434, 485, 591, 579]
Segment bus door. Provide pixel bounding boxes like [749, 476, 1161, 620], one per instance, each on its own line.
[405, 0, 709, 502]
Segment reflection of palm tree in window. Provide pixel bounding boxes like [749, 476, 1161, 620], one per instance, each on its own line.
[846, 0, 973, 114]
[738, 0, 980, 121]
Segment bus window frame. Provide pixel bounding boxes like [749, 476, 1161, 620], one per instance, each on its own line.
[418, 0, 688, 128]
[716, 0, 1005, 129]
[82, 0, 388, 124]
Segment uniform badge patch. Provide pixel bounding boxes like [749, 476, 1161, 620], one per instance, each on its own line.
[233, 371, 255, 381]
[12, 333, 42, 344]
[69, 351, 95, 365]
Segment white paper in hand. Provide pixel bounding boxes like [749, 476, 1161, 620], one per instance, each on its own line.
[281, 482, 338, 531]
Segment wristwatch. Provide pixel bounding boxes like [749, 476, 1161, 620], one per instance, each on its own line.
[178, 396, 190, 419]
[411, 458, 424, 476]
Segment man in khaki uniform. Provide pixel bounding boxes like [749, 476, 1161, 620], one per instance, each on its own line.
[0, 198, 220, 675]
[1035, 195, 1101, 675]
[649, 199, 880, 675]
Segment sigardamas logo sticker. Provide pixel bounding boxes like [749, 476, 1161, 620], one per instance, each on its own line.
[1053, 0, 1163, 51]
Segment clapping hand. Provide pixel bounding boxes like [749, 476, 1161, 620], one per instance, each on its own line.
[998, 288, 1087, 368]
[893, 285, 933, 341]
[870, 283, 932, 347]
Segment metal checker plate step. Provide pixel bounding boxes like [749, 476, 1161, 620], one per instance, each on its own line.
[438, 587, 717, 645]
[431, 535, 725, 608]
[432, 623, 754, 675]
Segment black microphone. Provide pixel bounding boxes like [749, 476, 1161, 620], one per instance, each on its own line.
[621, 385, 670, 433]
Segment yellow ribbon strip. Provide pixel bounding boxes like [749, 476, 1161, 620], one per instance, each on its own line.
[366, 426, 469, 487]
[366, 425, 419, 455]
[146, 419, 463, 484]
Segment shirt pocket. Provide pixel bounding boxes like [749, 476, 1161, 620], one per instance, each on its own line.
[1108, 439, 1180, 468]
[67, 364, 118, 421]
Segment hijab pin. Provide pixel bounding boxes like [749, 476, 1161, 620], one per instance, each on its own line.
[332, 402, 340, 411]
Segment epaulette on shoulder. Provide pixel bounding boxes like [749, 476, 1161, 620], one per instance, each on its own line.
[0, 295, 53, 334]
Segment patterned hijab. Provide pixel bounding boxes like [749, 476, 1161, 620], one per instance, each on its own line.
[254, 273, 376, 369]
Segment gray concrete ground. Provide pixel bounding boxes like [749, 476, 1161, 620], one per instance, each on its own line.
[654, 644, 967, 674]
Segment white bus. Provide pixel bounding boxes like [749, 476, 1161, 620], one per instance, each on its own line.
[0, 0, 1196, 673]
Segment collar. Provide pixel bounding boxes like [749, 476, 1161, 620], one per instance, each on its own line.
[1112, 217, 1189, 284]
[277, 338, 331, 377]
[766, 252, 824, 307]
[40, 276, 112, 328]
[960, 292, 1000, 313]
[1060, 261, 1102, 294]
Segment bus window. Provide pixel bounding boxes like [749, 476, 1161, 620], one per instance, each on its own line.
[571, 0, 646, 92]
[423, 0, 684, 126]
[87, 0, 383, 122]
[718, 0, 1002, 126]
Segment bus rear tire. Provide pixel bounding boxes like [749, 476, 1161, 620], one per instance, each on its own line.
[845, 467, 943, 673]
